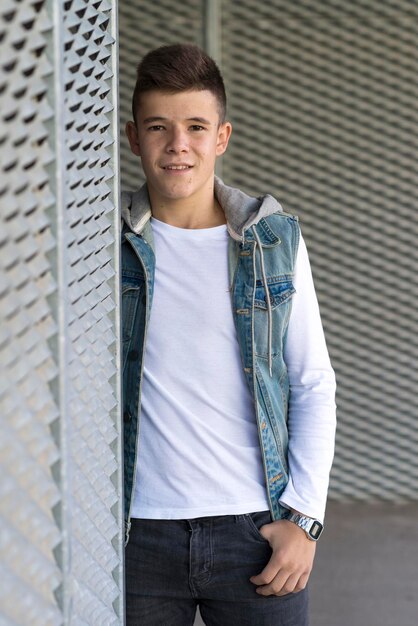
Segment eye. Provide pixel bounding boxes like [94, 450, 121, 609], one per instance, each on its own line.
[189, 125, 205, 131]
[147, 125, 165, 131]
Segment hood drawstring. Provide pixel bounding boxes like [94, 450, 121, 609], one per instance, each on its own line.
[252, 226, 273, 377]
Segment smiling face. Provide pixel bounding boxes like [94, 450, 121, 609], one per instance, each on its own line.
[126, 89, 232, 213]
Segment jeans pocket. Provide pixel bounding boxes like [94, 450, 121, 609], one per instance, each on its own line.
[244, 510, 272, 544]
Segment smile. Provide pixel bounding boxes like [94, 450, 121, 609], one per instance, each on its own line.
[162, 165, 193, 170]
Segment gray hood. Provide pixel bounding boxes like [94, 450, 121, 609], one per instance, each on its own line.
[121, 176, 284, 241]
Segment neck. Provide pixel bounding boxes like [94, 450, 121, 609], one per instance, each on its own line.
[148, 185, 226, 229]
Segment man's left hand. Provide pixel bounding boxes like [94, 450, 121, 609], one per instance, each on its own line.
[249, 518, 316, 596]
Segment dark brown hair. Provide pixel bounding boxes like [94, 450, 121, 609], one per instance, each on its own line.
[131, 44, 227, 124]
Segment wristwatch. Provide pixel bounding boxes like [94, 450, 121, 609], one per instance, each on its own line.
[286, 512, 324, 541]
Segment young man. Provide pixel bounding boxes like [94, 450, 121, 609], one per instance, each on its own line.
[122, 43, 336, 626]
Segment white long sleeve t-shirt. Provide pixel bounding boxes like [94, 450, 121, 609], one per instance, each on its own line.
[131, 218, 336, 522]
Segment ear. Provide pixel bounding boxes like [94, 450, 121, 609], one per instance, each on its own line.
[216, 121, 232, 156]
[126, 121, 141, 156]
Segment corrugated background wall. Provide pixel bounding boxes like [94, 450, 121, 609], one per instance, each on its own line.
[219, 0, 418, 502]
[120, 0, 418, 503]
[0, 0, 123, 624]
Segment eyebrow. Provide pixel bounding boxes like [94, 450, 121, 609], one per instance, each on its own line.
[142, 116, 212, 125]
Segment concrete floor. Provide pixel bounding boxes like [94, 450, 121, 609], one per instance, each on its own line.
[194, 503, 418, 626]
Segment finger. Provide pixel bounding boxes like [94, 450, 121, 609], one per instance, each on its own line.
[249, 553, 282, 586]
[276, 573, 300, 596]
[275, 572, 310, 597]
[293, 572, 310, 593]
[255, 571, 291, 596]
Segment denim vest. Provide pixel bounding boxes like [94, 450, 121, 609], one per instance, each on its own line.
[122, 211, 300, 545]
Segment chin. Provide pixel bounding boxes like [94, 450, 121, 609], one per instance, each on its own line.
[161, 184, 196, 200]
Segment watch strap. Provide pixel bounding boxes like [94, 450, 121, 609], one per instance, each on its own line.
[286, 512, 324, 541]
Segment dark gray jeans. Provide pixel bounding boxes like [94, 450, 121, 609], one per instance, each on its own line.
[125, 510, 309, 625]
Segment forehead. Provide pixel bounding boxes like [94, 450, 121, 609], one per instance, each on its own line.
[136, 89, 220, 122]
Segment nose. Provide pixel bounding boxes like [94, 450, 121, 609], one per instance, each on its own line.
[166, 127, 189, 154]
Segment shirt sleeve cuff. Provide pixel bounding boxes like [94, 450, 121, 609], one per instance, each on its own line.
[279, 492, 326, 523]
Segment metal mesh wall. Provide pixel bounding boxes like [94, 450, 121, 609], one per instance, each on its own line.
[118, 0, 417, 503]
[220, 0, 418, 501]
[58, 0, 122, 622]
[119, 0, 205, 191]
[0, 3, 62, 623]
[0, 0, 122, 624]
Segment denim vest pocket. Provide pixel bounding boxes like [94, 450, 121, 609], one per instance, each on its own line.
[254, 275, 295, 359]
[254, 275, 295, 310]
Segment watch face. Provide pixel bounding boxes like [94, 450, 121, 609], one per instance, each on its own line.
[309, 521, 323, 540]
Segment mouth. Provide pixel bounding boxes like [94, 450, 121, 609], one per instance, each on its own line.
[162, 164, 193, 171]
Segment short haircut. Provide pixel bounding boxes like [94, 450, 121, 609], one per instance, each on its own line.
[131, 43, 227, 124]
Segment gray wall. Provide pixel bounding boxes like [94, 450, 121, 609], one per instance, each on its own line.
[219, 0, 418, 502]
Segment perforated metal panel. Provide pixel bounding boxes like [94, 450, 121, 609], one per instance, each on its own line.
[0, 0, 122, 624]
[220, 0, 418, 501]
[118, 0, 418, 503]
[0, 2, 62, 623]
[119, 0, 205, 190]
[57, 1, 123, 623]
